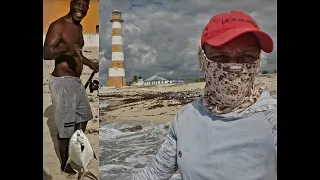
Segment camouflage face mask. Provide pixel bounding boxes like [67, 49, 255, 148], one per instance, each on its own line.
[198, 44, 262, 114]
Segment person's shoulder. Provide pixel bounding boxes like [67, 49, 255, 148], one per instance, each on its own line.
[48, 18, 65, 31]
[238, 90, 276, 118]
[257, 91, 277, 127]
[259, 92, 277, 143]
[252, 91, 277, 110]
[173, 98, 202, 120]
[169, 99, 200, 133]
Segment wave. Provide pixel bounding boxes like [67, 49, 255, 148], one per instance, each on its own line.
[99, 122, 180, 180]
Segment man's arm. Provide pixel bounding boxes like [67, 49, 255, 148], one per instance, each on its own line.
[79, 24, 98, 71]
[129, 116, 179, 180]
[82, 55, 94, 66]
[43, 21, 69, 60]
[81, 55, 99, 72]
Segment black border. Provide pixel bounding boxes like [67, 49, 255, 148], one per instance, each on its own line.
[278, 1, 315, 179]
[277, 1, 287, 177]
[3, 0, 43, 179]
[278, 1, 293, 179]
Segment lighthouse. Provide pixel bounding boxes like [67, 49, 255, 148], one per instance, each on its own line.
[107, 8, 126, 87]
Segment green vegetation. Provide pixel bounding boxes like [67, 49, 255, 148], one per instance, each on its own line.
[132, 75, 138, 83]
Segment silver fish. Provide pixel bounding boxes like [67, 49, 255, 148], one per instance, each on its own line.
[65, 129, 98, 180]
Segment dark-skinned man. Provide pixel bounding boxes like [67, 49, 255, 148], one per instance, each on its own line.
[43, 0, 98, 178]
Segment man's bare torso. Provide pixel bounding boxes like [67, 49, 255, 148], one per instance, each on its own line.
[52, 17, 84, 77]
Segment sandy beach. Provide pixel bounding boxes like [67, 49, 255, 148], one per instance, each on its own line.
[43, 47, 99, 180]
[99, 73, 277, 125]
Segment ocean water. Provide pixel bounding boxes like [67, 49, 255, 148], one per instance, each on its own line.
[99, 100, 109, 110]
[99, 121, 181, 180]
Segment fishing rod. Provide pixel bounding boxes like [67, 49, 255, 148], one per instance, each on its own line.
[78, 49, 98, 93]
[84, 71, 99, 93]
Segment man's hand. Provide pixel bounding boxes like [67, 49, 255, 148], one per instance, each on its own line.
[89, 60, 99, 73]
[67, 44, 83, 60]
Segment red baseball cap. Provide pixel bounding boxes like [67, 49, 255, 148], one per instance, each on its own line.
[201, 10, 274, 53]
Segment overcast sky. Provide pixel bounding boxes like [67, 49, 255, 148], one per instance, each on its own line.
[99, 0, 277, 85]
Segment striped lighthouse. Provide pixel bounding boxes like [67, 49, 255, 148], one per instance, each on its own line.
[107, 8, 127, 87]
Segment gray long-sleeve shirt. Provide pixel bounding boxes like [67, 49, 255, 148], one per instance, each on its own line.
[129, 91, 277, 180]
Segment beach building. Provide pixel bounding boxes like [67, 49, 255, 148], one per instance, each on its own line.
[130, 77, 144, 87]
[144, 75, 171, 86]
[171, 79, 185, 84]
[136, 77, 145, 86]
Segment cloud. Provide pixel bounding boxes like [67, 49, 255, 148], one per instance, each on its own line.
[99, 0, 277, 85]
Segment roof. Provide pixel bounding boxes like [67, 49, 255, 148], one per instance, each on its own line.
[144, 75, 168, 82]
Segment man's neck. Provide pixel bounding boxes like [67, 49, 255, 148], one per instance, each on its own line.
[64, 13, 81, 25]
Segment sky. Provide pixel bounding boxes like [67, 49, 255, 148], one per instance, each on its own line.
[99, 0, 277, 85]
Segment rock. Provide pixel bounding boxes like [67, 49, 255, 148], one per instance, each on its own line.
[43, 78, 49, 85]
[99, 117, 106, 122]
[120, 125, 143, 132]
[85, 128, 99, 134]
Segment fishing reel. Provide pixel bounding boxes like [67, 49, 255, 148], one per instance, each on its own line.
[84, 71, 99, 93]
[89, 79, 99, 93]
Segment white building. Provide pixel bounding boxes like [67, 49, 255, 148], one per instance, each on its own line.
[131, 77, 144, 87]
[144, 75, 171, 86]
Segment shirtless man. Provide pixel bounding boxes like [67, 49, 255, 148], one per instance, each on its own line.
[43, 0, 98, 178]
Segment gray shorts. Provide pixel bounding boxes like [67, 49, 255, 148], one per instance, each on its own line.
[49, 76, 93, 138]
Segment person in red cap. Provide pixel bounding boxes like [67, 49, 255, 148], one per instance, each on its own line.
[129, 10, 277, 180]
